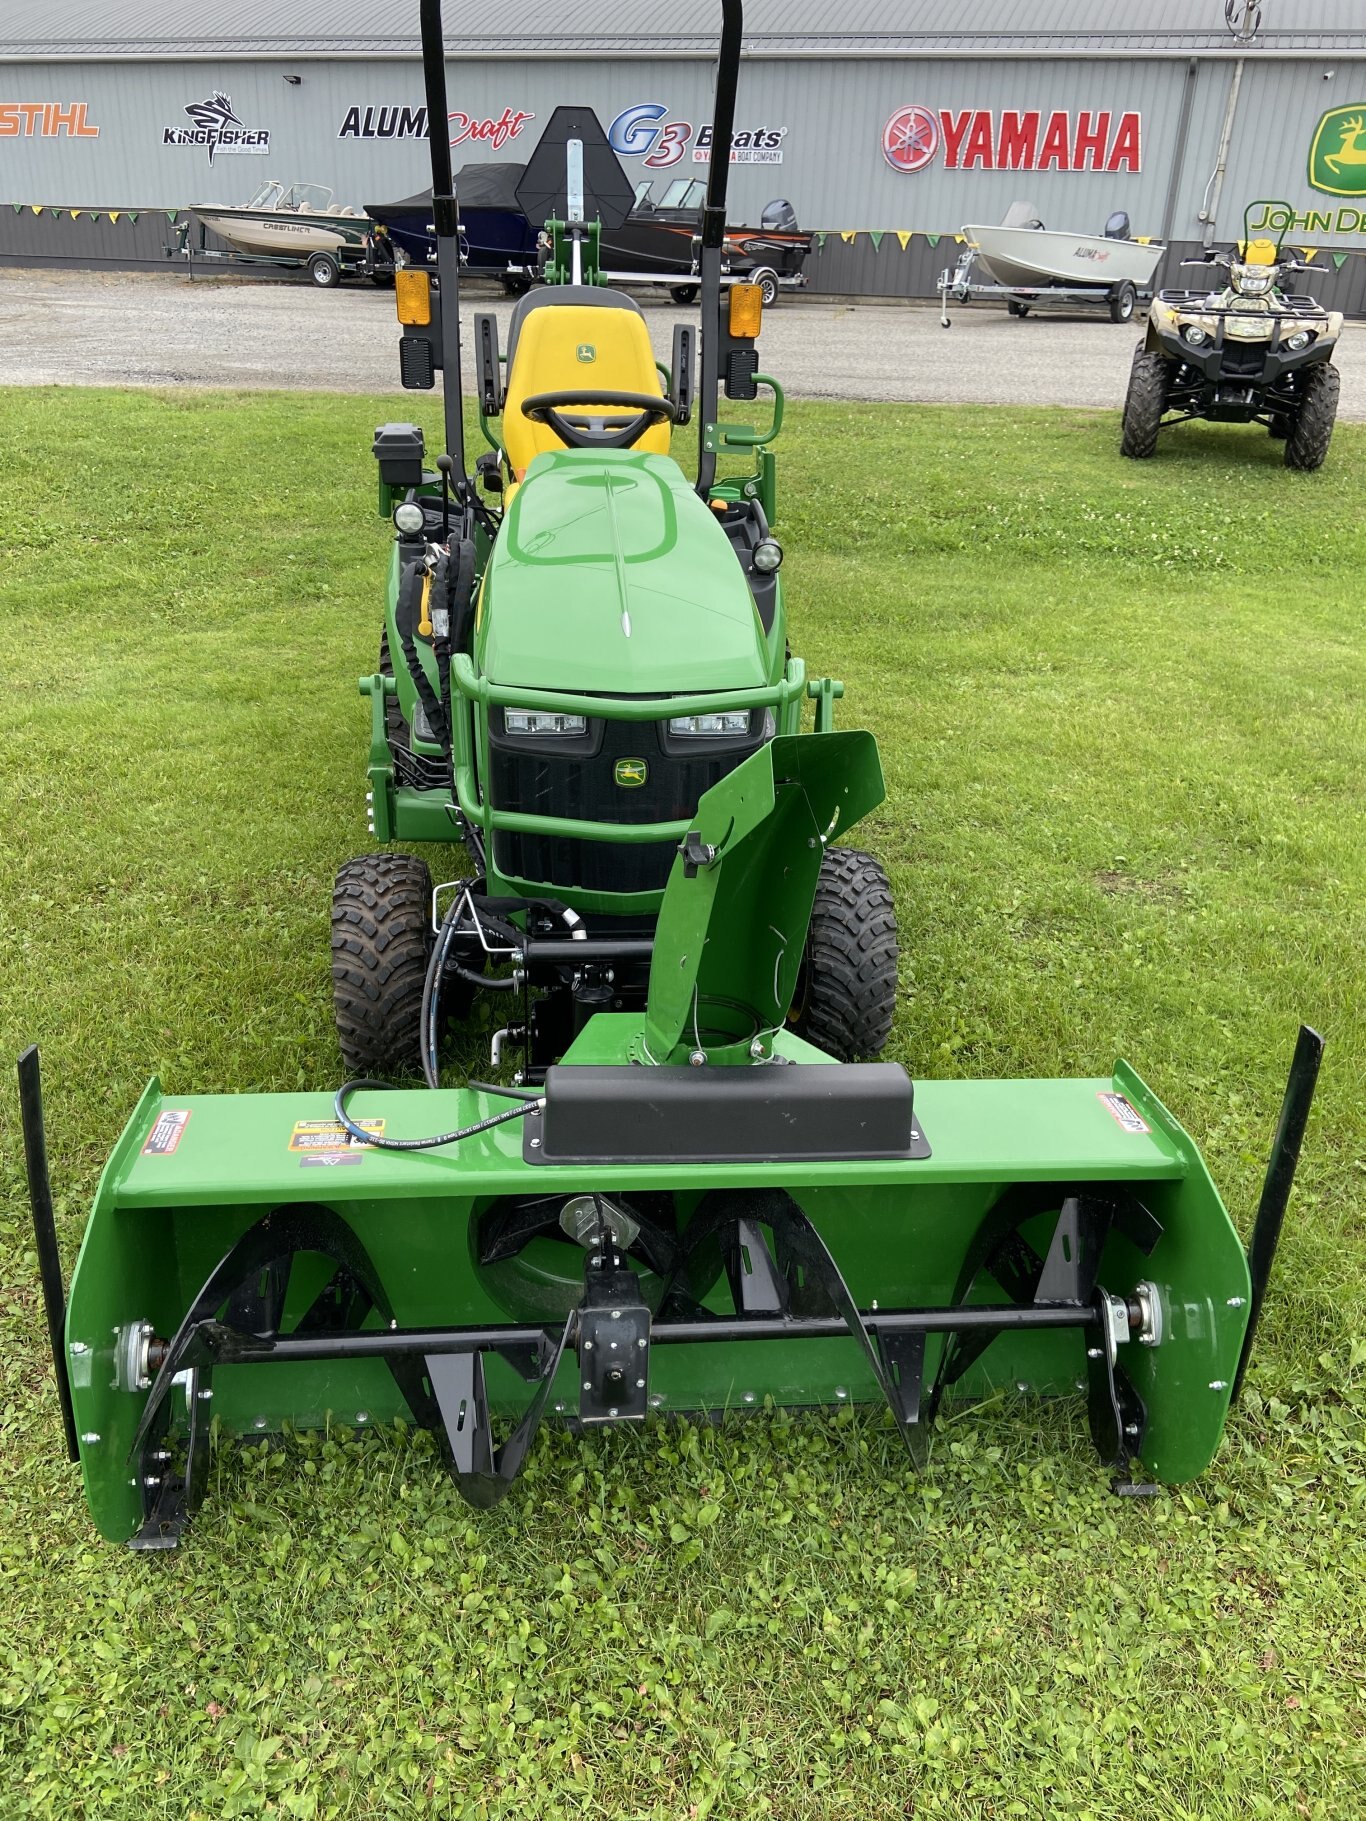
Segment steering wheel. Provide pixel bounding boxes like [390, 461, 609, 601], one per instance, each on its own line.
[519, 389, 677, 451]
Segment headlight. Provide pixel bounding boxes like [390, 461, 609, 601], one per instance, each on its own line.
[753, 538, 783, 573]
[1181, 325, 1208, 346]
[1285, 329, 1313, 351]
[668, 712, 751, 737]
[393, 501, 425, 535]
[503, 710, 587, 736]
[1232, 266, 1273, 296]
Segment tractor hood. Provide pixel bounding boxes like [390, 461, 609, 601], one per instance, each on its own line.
[478, 451, 769, 693]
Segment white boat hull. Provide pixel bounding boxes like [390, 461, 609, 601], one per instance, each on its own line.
[964, 224, 1163, 291]
[190, 208, 367, 259]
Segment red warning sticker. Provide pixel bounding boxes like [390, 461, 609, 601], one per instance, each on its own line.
[142, 1108, 191, 1155]
[1098, 1091, 1149, 1135]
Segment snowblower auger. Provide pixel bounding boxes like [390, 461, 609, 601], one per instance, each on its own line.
[24, 734, 1322, 1548]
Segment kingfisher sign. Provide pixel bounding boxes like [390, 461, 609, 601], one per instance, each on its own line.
[883, 107, 1142, 175]
[1308, 105, 1366, 198]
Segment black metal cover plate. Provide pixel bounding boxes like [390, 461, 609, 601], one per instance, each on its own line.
[524, 1064, 931, 1165]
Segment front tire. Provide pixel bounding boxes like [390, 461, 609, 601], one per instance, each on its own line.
[1120, 349, 1170, 458]
[1284, 364, 1339, 471]
[788, 848, 899, 1062]
[331, 854, 433, 1075]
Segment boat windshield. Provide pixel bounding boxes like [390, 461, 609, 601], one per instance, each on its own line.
[659, 178, 706, 209]
[280, 184, 333, 212]
[245, 181, 285, 209]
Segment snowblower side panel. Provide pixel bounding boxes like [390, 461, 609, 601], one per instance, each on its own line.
[65, 1069, 1250, 1543]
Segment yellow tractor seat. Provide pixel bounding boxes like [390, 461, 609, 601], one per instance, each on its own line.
[502, 287, 669, 477]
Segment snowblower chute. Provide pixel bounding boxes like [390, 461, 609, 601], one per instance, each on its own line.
[24, 731, 1321, 1548]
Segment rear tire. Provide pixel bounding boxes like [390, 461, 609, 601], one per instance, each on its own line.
[788, 848, 899, 1062]
[1284, 364, 1339, 471]
[1109, 281, 1137, 324]
[1120, 349, 1170, 458]
[308, 252, 342, 290]
[331, 854, 433, 1076]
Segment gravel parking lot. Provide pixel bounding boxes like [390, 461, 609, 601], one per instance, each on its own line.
[3, 265, 1364, 416]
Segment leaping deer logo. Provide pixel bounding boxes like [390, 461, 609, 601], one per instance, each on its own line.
[1324, 114, 1366, 177]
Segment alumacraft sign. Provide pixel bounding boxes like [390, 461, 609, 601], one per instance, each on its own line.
[163, 93, 268, 163]
[338, 105, 534, 149]
[882, 106, 1141, 174]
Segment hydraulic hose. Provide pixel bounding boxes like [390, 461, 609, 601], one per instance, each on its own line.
[334, 1078, 542, 1152]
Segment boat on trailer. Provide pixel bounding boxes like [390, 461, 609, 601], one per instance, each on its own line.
[940, 201, 1165, 325]
[190, 181, 370, 258]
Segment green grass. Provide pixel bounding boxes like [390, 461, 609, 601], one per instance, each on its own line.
[1, 388, 1364, 1818]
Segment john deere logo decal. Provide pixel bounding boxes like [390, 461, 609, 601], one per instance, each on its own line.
[576, 343, 596, 362]
[614, 758, 648, 787]
[1309, 105, 1366, 198]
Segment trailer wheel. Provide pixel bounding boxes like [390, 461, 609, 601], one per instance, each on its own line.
[1120, 350, 1170, 458]
[1109, 281, 1137, 324]
[788, 848, 899, 1061]
[331, 854, 433, 1075]
[753, 269, 780, 308]
[670, 285, 699, 305]
[1007, 300, 1030, 319]
[308, 252, 342, 290]
[1284, 364, 1339, 472]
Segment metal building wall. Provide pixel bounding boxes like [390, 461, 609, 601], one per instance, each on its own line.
[6, 47, 1366, 294]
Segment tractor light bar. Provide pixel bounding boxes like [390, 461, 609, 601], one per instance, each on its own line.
[669, 711, 751, 736]
[396, 269, 432, 326]
[728, 282, 763, 339]
[504, 710, 588, 736]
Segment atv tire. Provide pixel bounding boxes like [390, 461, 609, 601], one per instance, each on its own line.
[1120, 349, 1170, 459]
[1284, 364, 1339, 472]
[788, 847, 899, 1062]
[331, 853, 433, 1076]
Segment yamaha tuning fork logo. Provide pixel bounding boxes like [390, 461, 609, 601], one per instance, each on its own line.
[163, 92, 270, 163]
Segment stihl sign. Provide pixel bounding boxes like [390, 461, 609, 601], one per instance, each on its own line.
[0, 101, 99, 138]
[883, 107, 1141, 175]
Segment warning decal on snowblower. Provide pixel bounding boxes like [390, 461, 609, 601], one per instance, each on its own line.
[1097, 1092, 1150, 1135]
[289, 1118, 385, 1167]
[142, 1109, 191, 1155]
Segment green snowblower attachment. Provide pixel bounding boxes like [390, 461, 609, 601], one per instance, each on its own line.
[23, 733, 1322, 1548]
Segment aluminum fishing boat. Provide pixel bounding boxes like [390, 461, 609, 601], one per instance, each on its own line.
[964, 201, 1163, 290]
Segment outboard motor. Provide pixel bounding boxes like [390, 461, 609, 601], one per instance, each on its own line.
[1103, 210, 1131, 240]
[760, 198, 799, 233]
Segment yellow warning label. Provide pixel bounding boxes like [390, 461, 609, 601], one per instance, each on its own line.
[289, 1118, 385, 1152]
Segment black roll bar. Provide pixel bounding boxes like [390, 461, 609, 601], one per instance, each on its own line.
[696, 0, 744, 496]
[418, 0, 467, 484]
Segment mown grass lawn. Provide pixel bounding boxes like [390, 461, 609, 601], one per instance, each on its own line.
[1, 386, 1363, 1819]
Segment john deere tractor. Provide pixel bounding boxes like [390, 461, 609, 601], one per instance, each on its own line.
[332, 39, 895, 1086]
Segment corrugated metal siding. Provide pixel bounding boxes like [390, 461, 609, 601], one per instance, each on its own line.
[2, 0, 1363, 57]
[0, 53, 1194, 231]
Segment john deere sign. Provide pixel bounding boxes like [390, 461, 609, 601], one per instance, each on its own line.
[1309, 105, 1366, 199]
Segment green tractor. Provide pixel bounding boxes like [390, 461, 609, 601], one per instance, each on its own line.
[21, 0, 1324, 1551]
[333, 40, 895, 1085]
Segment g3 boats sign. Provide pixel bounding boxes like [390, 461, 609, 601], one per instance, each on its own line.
[882, 106, 1142, 174]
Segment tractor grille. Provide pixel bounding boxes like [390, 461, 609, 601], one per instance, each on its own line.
[489, 712, 763, 895]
